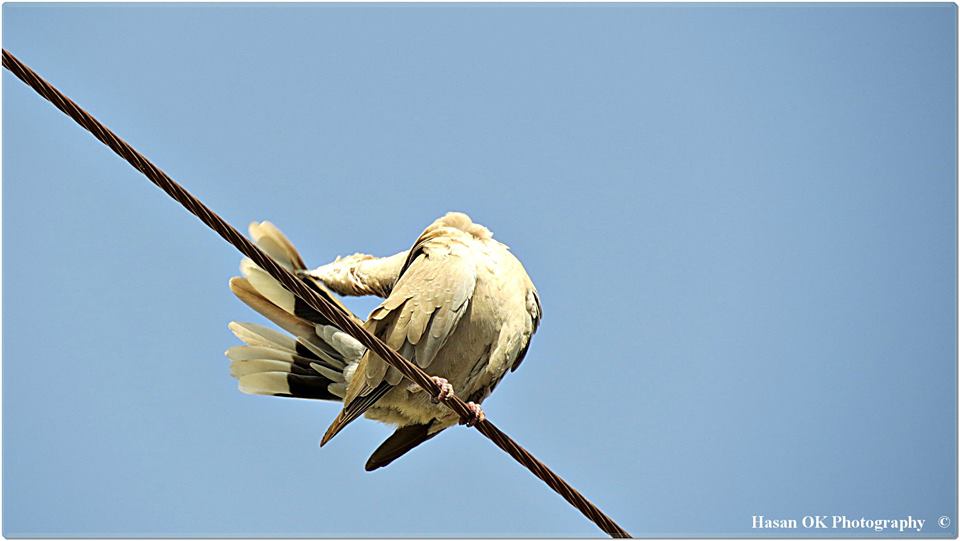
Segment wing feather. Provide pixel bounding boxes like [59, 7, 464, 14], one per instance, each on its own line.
[324, 231, 478, 443]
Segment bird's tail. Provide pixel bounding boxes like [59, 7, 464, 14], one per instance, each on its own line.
[226, 221, 366, 401]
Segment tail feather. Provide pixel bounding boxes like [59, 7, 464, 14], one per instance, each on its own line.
[230, 277, 315, 338]
[309, 362, 346, 383]
[296, 336, 347, 369]
[226, 345, 320, 369]
[239, 372, 340, 401]
[240, 258, 333, 327]
[225, 221, 367, 403]
[231, 359, 301, 378]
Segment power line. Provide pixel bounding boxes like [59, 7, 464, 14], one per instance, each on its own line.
[2, 48, 632, 538]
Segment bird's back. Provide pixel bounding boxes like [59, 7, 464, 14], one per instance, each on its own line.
[358, 214, 540, 430]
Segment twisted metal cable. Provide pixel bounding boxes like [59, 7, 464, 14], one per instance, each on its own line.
[3, 48, 631, 538]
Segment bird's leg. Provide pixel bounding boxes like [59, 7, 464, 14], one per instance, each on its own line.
[459, 402, 486, 427]
[430, 376, 454, 403]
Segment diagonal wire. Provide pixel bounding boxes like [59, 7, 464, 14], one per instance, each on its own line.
[2, 48, 632, 538]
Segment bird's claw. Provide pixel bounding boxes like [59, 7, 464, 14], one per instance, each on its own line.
[431, 376, 453, 403]
[460, 402, 486, 427]
[427, 378, 483, 426]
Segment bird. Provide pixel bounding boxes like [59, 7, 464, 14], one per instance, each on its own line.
[225, 212, 541, 470]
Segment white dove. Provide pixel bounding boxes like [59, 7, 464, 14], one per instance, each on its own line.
[226, 212, 541, 470]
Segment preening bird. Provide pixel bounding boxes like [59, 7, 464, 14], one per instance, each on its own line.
[226, 212, 541, 470]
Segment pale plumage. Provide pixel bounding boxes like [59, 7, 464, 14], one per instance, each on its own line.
[225, 212, 541, 470]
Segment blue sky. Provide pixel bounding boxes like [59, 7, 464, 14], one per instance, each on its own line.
[3, 3, 957, 538]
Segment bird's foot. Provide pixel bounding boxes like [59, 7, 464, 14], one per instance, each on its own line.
[430, 376, 454, 404]
[459, 402, 486, 427]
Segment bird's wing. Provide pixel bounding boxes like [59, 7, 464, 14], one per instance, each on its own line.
[321, 229, 478, 445]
